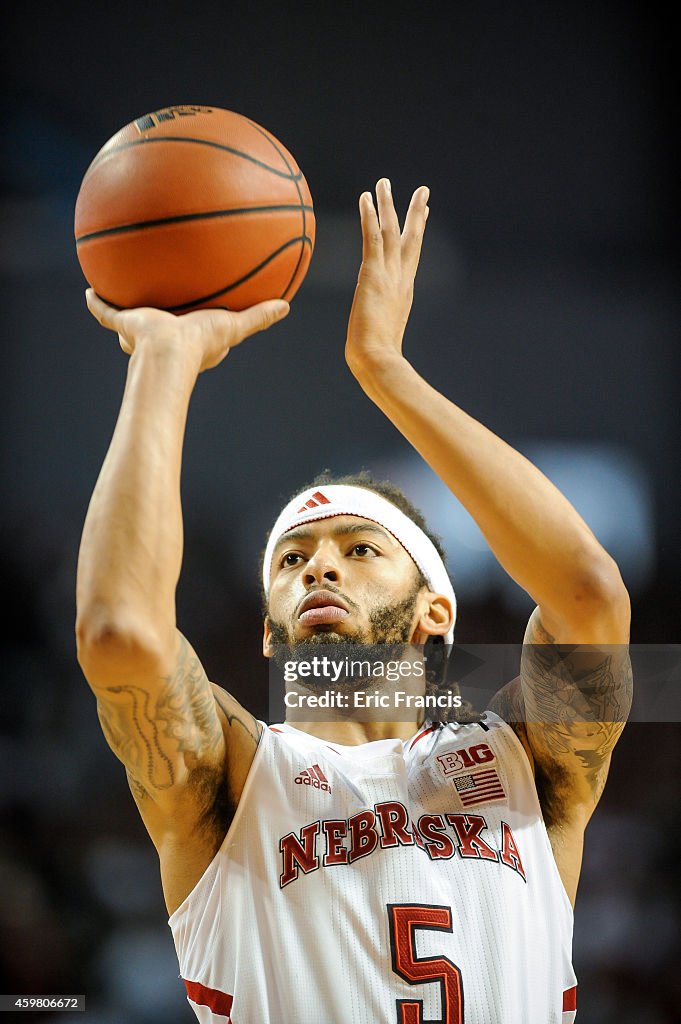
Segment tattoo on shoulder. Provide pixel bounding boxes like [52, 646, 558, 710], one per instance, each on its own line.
[212, 690, 263, 749]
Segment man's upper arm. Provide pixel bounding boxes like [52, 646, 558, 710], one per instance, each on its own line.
[517, 606, 633, 822]
[90, 631, 261, 835]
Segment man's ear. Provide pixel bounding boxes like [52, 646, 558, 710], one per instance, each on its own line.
[412, 593, 454, 644]
[262, 617, 274, 658]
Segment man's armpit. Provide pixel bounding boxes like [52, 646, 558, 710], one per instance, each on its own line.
[488, 677, 587, 830]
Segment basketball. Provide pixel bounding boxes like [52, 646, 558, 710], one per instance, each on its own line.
[74, 105, 315, 312]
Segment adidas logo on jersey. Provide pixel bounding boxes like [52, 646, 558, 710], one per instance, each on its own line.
[294, 764, 331, 792]
[296, 490, 331, 513]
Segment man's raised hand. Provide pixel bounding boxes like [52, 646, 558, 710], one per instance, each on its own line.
[345, 178, 429, 376]
[85, 289, 290, 372]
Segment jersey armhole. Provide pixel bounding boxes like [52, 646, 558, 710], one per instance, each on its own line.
[483, 709, 535, 777]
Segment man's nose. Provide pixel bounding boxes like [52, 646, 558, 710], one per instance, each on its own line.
[303, 548, 341, 587]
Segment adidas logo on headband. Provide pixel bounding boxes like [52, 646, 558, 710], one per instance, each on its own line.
[297, 490, 331, 513]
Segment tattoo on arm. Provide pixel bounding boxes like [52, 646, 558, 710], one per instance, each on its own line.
[96, 635, 224, 794]
[520, 614, 633, 802]
[98, 686, 176, 788]
[125, 768, 149, 803]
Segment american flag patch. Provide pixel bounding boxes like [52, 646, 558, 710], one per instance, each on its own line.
[453, 768, 505, 807]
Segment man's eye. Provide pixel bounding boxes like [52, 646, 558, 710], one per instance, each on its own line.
[281, 553, 302, 567]
[353, 544, 376, 557]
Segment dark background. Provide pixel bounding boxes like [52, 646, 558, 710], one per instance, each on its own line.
[1, 2, 679, 1022]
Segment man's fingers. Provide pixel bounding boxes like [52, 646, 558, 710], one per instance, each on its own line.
[401, 185, 430, 276]
[230, 299, 290, 345]
[375, 178, 401, 264]
[359, 191, 383, 263]
[85, 289, 123, 332]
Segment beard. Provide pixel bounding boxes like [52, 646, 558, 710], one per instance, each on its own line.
[267, 581, 423, 692]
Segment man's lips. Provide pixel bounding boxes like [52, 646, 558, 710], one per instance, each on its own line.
[299, 606, 349, 625]
[297, 591, 350, 626]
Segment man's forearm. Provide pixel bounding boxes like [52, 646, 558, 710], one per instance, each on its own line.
[77, 340, 201, 652]
[352, 353, 622, 625]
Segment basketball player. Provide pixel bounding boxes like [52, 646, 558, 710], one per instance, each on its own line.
[77, 179, 632, 1023]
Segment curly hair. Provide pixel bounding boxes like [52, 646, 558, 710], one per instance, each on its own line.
[262, 469, 481, 725]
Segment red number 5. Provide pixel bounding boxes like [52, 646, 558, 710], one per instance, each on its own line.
[388, 903, 464, 1024]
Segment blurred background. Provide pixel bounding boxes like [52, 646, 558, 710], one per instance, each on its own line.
[1, 1, 678, 1021]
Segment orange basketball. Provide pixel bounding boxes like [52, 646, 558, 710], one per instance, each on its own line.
[74, 105, 315, 312]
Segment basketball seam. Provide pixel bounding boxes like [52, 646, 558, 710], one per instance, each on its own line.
[83, 136, 303, 182]
[245, 119, 309, 300]
[75, 204, 315, 244]
[95, 235, 314, 313]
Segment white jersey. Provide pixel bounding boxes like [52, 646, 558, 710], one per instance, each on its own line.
[169, 712, 577, 1023]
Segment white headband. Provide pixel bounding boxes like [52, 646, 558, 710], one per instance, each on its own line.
[262, 484, 456, 643]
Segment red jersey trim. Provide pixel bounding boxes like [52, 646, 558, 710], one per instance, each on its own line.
[562, 985, 577, 1011]
[409, 723, 438, 750]
[185, 979, 233, 1017]
[269, 725, 339, 755]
